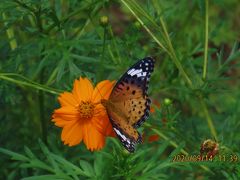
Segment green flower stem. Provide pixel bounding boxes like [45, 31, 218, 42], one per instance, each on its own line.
[101, 26, 107, 61]
[121, 0, 193, 88]
[108, 26, 122, 64]
[200, 98, 218, 141]
[2, 13, 17, 50]
[203, 0, 209, 80]
[0, 73, 62, 95]
[39, 69, 47, 144]
[159, 17, 193, 88]
[145, 123, 214, 174]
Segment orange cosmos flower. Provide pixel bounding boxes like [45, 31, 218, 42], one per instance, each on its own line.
[148, 134, 160, 143]
[52, 77, 116, 151]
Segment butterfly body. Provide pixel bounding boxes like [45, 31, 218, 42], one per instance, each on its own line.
[103, 57, 155, 152]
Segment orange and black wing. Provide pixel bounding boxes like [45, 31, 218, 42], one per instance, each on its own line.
[107, 57, 155, 152]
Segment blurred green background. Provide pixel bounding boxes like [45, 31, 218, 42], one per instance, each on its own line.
[0, 0, 240, 179]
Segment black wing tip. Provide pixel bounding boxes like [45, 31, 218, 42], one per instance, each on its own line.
[124, 141, 137, 153]
[125, 136, 142, 153]
[143, 56, 155, 63]
[142, 57, 155, 73]
[126, 146, 135, 153]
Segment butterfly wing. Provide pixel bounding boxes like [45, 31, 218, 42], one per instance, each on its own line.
[107, 57, 155, 152]
[110, 57, 154, 126]
[108, 113, 142, 153]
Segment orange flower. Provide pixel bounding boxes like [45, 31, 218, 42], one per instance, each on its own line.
[148, 134, 160, 143]
[52, 77, 116, 151]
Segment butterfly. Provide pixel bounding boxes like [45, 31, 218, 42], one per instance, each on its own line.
[102, 57, 155, 152]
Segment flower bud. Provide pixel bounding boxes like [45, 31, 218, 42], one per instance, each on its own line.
[100, 16, 109, 27]
[164, 98, 172, 106]
[134, 21, 141, 29]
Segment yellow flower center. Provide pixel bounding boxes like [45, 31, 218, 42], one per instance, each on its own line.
[78, 101, 95, 119]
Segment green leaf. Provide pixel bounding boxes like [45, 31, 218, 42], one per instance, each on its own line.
[24, 146, 36, 159]
[0, 148, 29, 161]
[56, 57, 67, 82]
[71, 54, 99, 63]
[22, 174, 71, 180]
[20, 160, 53, 172]
[79, 160, 95, 177]
[50, 153, 86, 176]
[68, 60, 81, 77]
[38, 140, 60, 173]
[93, 153, 103, 177]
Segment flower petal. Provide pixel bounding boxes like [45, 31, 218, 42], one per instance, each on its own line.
[91, 116, 115, 137]
[92, 80, 115, 103]
[92, 104, 115, 137]
[61, 122, 83, 146]
[83, 121, 105, 151]
[72, 77, 94, 102]
[53, 106, 79, 121]
[94, 104, 107, 117]
[52, 118, 74, 127]
[58, 92, 78, 107]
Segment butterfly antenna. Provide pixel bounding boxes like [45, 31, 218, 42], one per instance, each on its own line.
[88, 78, 104, 105]
[95, 85, 105, 105]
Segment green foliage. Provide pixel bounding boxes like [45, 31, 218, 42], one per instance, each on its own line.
[0, 0, 240, 179]
[0, 140, 189, 179]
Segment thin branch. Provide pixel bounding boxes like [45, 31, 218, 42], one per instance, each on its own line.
[203, 0, 209, 80]
[0, 74, 62, 95]
[13, 0, 36, 13]
[200, 98, 218, 141]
